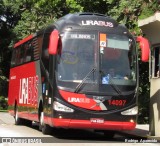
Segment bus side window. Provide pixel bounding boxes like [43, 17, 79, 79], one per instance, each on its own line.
[11, 49, 16, 67]
[41, 33, 50, 71]
[24, 42, 32, 63]
[20, 45, 25, 64]
[15, 47, 21, 65]
[29, 42, 34, 61]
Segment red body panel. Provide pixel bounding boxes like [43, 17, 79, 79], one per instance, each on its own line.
[59, 90, 102, 110]
[8, 62, 38, 107]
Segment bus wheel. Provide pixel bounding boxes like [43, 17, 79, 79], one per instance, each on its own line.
[14, 105, 23, 125]
[39, 112, 51, 135]
[103, 130, 115, 139]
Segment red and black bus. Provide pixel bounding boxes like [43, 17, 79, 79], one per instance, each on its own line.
[8, 13, 150, 136]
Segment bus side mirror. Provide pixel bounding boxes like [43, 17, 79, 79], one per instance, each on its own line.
[136, 36, 150, 62]
[48, 30, 59, 55]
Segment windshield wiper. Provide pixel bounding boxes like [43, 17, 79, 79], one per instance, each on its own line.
[74, 68, 96, 93]
[109, 75, 122, 95]
[100, 70, 122, 96]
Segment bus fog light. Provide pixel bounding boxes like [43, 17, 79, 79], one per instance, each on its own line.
[121, 106, 138, 115]
[53, 101, 74, 112]
[130, 119, 134, 123]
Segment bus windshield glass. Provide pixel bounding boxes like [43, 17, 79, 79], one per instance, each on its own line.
[56, 31, 137, 95]
[100, 34, 136, 85]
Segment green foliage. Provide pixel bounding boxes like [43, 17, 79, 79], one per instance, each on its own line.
[3, 0, 83, 39]
[3, 0, 160, 39]
[0, 0, 18, 78]
[0, 96, 8, 110]
[65, 0, 83, 13]
[77, 0, 109, 14]
[139, 0, 160, 20]
[138, 61, 150, 124]
[0, 73, 8, 97]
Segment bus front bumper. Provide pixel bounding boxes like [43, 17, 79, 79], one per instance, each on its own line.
[51, 118, 136, 130]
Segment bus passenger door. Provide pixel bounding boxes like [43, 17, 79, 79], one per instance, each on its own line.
[41, 56, 55, 126]
[41, 31, 55, 126]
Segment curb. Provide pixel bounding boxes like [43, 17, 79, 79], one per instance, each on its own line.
[117, 131, 147, 139]
[0, 110, 8, 112]
[147, 135, 160, 142]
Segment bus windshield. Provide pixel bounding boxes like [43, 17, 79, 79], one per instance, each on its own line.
[56, 31, 137, 95]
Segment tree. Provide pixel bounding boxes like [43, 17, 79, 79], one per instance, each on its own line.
[0, 0, 19, 109]
[3, 0, 83, 39]
[0, 96, 8, 110]
[0, 0, 20, 77]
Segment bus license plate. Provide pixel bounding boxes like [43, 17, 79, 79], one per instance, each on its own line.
[90, 118, 104, 124]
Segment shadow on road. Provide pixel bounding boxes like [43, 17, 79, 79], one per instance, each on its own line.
[28, 123, 147, 142]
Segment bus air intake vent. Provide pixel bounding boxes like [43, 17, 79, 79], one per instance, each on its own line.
[78, 13, 108, 17]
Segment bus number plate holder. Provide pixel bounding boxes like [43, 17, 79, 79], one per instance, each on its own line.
[90, 118, 104, 124]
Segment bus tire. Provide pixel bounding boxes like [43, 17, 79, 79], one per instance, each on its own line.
[42, 124, 52, 135]
[39, 111, 51, 135]
[103, 130, 115, 139]
[24, 119, 32, 127]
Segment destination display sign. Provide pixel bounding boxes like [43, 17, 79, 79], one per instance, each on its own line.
[64, 33, 96, 40]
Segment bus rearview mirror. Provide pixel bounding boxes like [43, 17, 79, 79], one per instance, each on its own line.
[48, 30, 59, 55]
[136, 36, 150, 62]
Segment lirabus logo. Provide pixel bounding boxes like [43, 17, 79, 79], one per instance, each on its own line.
[19, 75, 39, 105]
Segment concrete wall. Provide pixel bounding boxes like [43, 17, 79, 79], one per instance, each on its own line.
[150, 78, 160, 136]
[138, 13, 160, 137]
[140, 21, 160, 45]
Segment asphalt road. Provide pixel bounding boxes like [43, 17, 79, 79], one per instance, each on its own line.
[0, 112, 159, 145]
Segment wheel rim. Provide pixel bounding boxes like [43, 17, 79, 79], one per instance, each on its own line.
[40, 112, 44, 126]
[15, 109, 18, 122]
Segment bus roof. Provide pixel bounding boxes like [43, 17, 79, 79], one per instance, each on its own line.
[14, 34, 34, 48]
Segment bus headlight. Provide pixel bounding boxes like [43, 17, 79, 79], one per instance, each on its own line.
[121, 106, 138, 115]
[53, 101, 74, 112]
